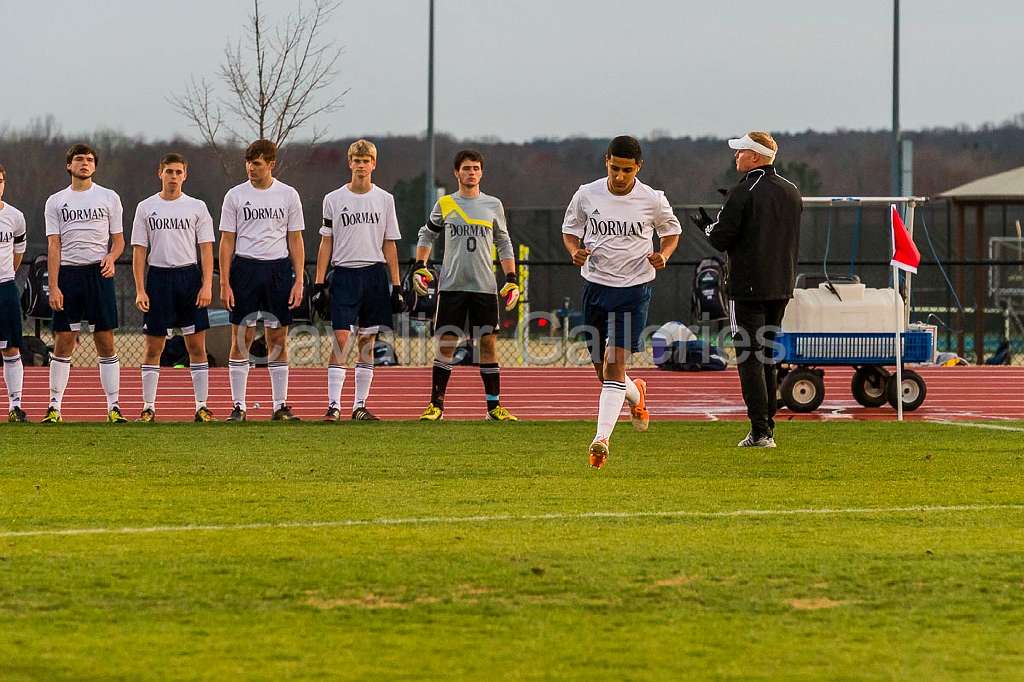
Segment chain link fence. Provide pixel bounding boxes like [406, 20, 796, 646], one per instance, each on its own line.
[12, 202, 1024, 367]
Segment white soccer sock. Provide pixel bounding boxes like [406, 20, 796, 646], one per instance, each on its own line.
[141, 364, 160, 411]
[98, 355, 121, 410]
[190, 362, 209, 408]
[623, 373, 640, 406]
[269, 361, 288, 411]
[353, 363, 373, 410]
[596, 380, 627, 441]
[48, 355, 71, 409]
[4, 355, 24, 409]
[327, 364, 346, 408]
[228, 358, 250, 410]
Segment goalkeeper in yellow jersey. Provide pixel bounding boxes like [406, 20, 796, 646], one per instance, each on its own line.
[413, 149, 520, 422]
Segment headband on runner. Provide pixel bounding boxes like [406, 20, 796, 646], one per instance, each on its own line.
[727, 134, 776, 159]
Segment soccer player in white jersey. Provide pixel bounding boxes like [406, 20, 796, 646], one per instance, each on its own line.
[562, 136, 681, 468]
[42, 144, 127, 424]
[0, 164, 29, 422]
[312, 139, 403, 421]
[219, 139, 306, 421]
[131, 153, 216, 423]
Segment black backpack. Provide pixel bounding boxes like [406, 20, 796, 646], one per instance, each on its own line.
[21, 253, 52, 319]
[401, 261, 440, 321]
[691, 256, 729, 322]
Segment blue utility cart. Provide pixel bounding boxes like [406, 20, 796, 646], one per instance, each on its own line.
[774, 330, 934, 413]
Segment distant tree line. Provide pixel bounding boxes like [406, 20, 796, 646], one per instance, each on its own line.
[4, 115, 1024, 259]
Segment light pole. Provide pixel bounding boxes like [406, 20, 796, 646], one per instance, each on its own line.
[891, 0, 901, 196]
[425, 0, 436, 219]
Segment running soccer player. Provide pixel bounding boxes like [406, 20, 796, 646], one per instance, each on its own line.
[561, 135, 681, 468]
[42, 144, 127, 424]
[131, 153, 216, 423]
[0, 164, 29, 422]
[413, 149, 520, 421]
[312, 139, 403, 421]
[220, 139, 305, 421]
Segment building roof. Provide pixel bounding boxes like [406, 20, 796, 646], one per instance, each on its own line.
[939, 165, 1024, 202]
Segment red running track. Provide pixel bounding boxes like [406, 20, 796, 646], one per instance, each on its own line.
[13, 366, 1024, 422]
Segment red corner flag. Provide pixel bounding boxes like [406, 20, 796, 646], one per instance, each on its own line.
[890, 204, 921, 274]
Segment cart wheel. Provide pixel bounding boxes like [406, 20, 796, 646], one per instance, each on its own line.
[781, 368, 825, 413]
[851, 366, 889, 408]
[886, 369, 927, 411]
[776, 367, 790, 409]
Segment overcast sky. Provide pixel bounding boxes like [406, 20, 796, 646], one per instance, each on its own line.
[4, 0, 1022, 142]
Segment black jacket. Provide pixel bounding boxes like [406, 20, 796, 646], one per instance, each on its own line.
[703, 165, 802, 301]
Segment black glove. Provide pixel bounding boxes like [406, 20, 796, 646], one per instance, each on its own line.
[689, 207, 715, 231]
[311, 282, 330, 321]
[390, 285, 406, 314]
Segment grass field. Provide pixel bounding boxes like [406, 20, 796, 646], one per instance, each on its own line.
[1, 421, 1023, 681]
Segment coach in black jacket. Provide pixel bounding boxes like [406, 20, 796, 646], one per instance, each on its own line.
[693, 131, 802, 447]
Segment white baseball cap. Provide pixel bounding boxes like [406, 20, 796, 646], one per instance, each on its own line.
[728, 134, 776, 159]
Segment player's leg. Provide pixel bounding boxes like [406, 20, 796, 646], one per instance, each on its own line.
[227, 257, 260, 421]
[421, 291, 464, 421]
[90, 266, 125, 423]
[1, 282, 27, 422]
[267, 258, 298, 421]
[45, 266, 85, 423]
[351, 330, 379, 420]
[138, 334, 165, 422]
[472, 293, 516, 421]
[756, 300, 788, 445]
[184, 331, 214, 422]
[325, 328, 353, 421]
[350, 264, 393, 421]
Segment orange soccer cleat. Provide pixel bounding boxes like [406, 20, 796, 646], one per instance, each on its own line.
[589, 437, 609, 469]
[630, 378, 649, 432]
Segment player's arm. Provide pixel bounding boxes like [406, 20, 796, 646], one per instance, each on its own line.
[47, 235, 63, 311]
[218, 231, 236, 311]
[648, 194, 682, 270]
[382, 197, 402, 286]
[12, 219, 26, 272]
[44, 197, 63, 311]
[315, 235, 332, 284]
[493, 201, 520, 308]
[101, 195, 125, 278]
[132, 245, 150, 312]
[561, 189, 590, 265]
[287, 229, 305, 309]
[197, 242, 214, 308]
[412, 203, 443, 295]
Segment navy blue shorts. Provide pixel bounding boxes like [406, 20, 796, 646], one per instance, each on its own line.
[144, 265, 210, 338]
[580, 281, 653, 362]
[330, 263, 392, 332]
[53, 263, 118, 333]
[229, 256, 294, 328]
[0, 281, 23, 350]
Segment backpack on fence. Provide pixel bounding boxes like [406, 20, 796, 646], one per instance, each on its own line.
[21, 253, 52, 319]
[401, 261, 440, 321]
[691, 256, 729, 322]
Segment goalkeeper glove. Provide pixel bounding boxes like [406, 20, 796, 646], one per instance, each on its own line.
[412, 261, 433, 296]
[390, 285, 406, 314]
[499, 273, 520, 311]
[689, 207, 715, 231]
[311, 282, 330, 321]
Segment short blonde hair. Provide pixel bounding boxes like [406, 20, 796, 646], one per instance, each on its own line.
[348, 139, 377, 160]
[747, 131, 778, 155]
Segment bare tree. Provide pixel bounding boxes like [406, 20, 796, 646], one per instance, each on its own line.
[172, 0, 347, 171]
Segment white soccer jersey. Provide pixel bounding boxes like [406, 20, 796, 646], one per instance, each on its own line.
[562, 178, 681, 287]
[0, 203, 28, 283]
[131, 193, 215, 268]
[320, 184, 401, 267]
[44, 184, 124, 266]
[219, 179, 304, 260]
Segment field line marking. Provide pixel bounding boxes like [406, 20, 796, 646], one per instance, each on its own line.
[926, 419, 1024, 432]
[2, 504, 1022, 539]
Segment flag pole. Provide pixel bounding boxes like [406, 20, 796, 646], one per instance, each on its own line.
[893, 264, 904, 422]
